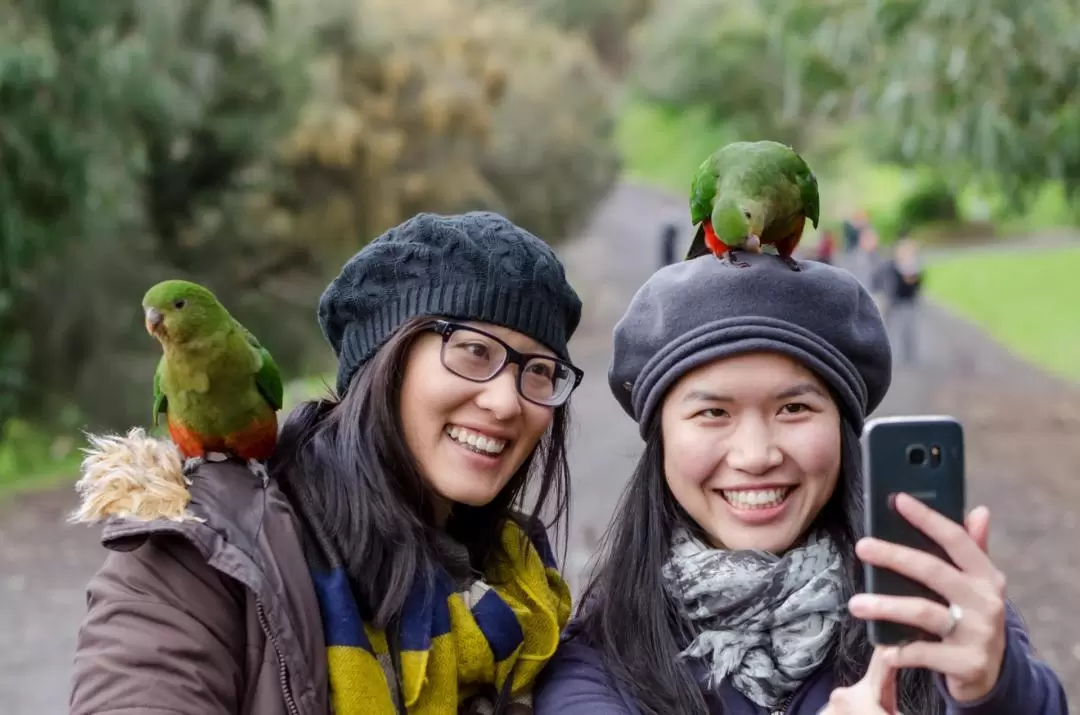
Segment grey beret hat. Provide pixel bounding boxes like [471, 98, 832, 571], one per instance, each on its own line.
[609, 252, 891, 436]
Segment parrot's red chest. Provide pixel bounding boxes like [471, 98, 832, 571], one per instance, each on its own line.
[168, 414, 278, 462]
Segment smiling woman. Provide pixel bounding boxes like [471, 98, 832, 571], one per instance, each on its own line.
[535, 251, 1068, 715]
[661, 353, 841, 554]
[400, 319, 582, 520]
[69, 211, 584, 715]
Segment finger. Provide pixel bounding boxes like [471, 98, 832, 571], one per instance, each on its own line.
[848, 594, 953, 638]
[893, 493, 993, 576]
[965, 507, 991, 554]
[856, 537, 972, 603]
[890, 640, 989, 682]
[876, 649, 900, 712]
[863, 645, 893, 686]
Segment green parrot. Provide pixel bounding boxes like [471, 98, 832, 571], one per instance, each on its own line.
[684, 140, 820, 271]
[142, 279, 283, 480]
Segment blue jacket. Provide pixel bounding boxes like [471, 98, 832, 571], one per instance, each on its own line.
[535, 604, 1068, 714]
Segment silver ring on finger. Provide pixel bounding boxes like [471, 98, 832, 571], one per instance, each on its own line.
[941, 603, 964, 638]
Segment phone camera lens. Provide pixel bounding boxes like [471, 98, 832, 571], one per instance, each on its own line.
[906, 445, 927, 466]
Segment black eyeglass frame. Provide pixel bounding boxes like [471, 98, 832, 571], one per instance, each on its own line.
[430, 320, 583, 407]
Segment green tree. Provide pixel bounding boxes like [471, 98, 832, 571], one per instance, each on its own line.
[0, 0, 618, 439]
[630, 0, 850, 153]
[813, 0, 1080, 208]
[525, 0, 654, 74]
[0, 0, 316, 436]
[273, 0, 618, 260]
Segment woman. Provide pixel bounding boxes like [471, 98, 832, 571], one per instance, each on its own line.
[535, 251, 1066, 713]
[69, 212, 584, 715]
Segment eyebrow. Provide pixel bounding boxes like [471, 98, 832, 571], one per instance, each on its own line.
[776, 383, 827, 400]
[681, 382, 826, 403]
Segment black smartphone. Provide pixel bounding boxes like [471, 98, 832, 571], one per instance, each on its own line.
[861, 415, 966, 646]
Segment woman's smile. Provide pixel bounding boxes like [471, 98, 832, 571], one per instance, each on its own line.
[444, 424, 509, 457]
[715, 485, 798, 526]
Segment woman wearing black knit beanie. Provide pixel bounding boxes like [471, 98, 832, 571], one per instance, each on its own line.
[71, 211, 584, 715]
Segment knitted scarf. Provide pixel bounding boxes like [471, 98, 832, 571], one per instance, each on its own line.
[661, 528, 845, 709]
[305, 516, 571, 715]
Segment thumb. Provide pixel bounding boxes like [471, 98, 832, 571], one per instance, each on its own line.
[966, 506, 992, 554]
[865, 647, 900, 713]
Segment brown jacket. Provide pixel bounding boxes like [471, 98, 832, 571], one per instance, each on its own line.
[69, 429, 329, 715]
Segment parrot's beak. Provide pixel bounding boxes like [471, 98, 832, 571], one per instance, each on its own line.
[145, 306, 164, 336]
[746, 234, 762, 253]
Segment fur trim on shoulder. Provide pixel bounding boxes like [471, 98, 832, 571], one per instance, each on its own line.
[69, 428, 204, 524]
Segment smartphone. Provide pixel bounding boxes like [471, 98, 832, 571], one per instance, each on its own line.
[861, 415, 966, 646]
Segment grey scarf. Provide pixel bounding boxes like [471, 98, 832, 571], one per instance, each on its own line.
[662, 528, 846, 709]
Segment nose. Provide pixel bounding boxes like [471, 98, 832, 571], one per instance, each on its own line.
[474, 368, 523, 421]
[724, 416, 783, 475]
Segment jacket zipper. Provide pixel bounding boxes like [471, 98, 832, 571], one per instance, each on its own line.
[257, 600, 302, 715]
[770, 693, 795, 715]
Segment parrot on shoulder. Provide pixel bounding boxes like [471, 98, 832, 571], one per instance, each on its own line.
[142, 279, 283, 481]
[685, 140, 820, 271]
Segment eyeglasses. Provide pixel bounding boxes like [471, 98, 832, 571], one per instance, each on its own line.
[430, 320, 583, 407]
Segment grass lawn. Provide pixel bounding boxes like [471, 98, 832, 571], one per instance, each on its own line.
[0, 423, 84, 502]
[924, 246, 1080, 382]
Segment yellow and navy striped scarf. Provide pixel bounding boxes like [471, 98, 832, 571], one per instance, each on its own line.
[308, 519, 571, 714]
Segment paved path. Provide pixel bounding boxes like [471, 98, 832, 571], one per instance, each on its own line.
[2, 182, 1078, 713]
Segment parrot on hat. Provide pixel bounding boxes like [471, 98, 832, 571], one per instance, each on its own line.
[685, 140, 820, 271]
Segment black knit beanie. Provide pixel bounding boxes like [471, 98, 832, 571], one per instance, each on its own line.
[319, 211, 583, 396]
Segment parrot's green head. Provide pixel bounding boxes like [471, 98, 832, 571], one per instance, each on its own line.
[142, 280, 230, 346]
[712, 194, 766, 248]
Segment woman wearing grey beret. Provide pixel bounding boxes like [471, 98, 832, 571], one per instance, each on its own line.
[71, 212, 584, 715]
[535, 252, 1066, 714]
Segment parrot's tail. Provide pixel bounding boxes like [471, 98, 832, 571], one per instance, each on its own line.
[684, 223, 709, 261]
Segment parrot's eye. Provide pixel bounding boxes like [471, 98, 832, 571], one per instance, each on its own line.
[743, 210, 751, 219]
[173, 299, 187, 310]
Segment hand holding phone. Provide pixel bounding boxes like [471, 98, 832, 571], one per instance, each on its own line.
[854, 416, 1019, 702]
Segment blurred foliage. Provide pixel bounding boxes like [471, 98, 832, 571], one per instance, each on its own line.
[896, 176, 960, 233]
[630, 0, 849, 154]
[0, 0, 617, 441]
[628, 0, 1080, 217]
[276, 0, 618, 262]
[0, 0, 319, 439]
[807, 0, 1080, 210]
[522, 0, 654, 73]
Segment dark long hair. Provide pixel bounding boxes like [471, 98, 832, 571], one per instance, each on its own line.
[270, 316, 572, 626]
[575, 417, 943, 714]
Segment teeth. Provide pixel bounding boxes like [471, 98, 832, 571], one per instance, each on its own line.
[721, 487, 792, 510]
[446, 426, 507, 455]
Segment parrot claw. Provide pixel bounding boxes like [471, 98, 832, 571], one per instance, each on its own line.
[721, 249, 751, 269]
[182, 456, 207, 476]
[777, 255, 802, 271]
[246, 458, 270, 487]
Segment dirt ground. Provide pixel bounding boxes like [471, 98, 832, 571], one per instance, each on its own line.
[2, 183, 1077, 713]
